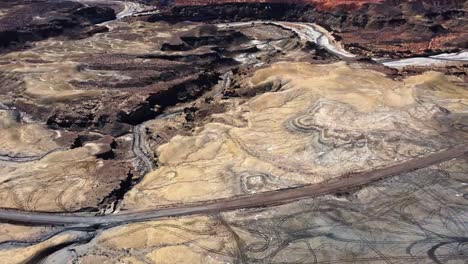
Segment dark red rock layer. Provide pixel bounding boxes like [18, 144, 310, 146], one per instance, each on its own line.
[146, 0, 467, 56]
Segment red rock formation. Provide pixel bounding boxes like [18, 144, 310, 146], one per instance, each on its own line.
[174, 0, 383, 10]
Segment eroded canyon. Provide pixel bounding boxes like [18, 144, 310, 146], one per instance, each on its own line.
[0, 0, 467, 263]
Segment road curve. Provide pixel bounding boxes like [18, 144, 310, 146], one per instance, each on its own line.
[218, 21, 355, 59]
[0, 143, 466, 226]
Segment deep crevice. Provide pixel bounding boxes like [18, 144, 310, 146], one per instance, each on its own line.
[97, 171, 134, 213]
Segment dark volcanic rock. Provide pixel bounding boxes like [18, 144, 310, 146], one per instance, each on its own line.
[0, 0, 116, 50]
[72, 5, 116, 24]
[180, 30, 251, 48]
[117, 72, 220, 126]
[148, 3, 311, 22]
[146, 0, 467, 56]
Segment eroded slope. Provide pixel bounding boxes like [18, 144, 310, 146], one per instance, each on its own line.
[122, 62, 468, 208]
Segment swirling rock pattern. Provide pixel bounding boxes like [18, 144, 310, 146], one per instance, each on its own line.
[122, 62, 468, 209]
[239, 171, 275, 194]
[0, 144, 132, 212]
[0, 20, 307, 212]
[0, 51, 467, 264]
[0, 1, 467, 262]
[76, 158, 468, 264]
[287, 98, 454, 150]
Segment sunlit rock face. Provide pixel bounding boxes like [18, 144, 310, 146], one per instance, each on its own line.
[0, 109, 132, 212]
[0, 21, 196, 135]
[0, 109, 60, 157]
[79, 216, 235, 264]
[0, 21, 307, 136]
[0, 15, 323, 214]
[0, 143, 132, 212]
[0, 1, 466, 262]
[122, 62, 468, 209]
[1, 158, 465, 263]
[0, 102, 133, 213]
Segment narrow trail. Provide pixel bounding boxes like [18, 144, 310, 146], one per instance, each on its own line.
[0, 143, 466, 226]
[73, 0, 158, 21]
[218, 21, 355, 59]
[0, 148, 67, 163]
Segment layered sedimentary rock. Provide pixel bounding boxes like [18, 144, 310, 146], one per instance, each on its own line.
[79, 216, 235, 263]
[122, 62, 468, 209]
[174, 0, 383, 9]
[149, 0, 467, 57]
[0, 143, 133, 212]
[27, 158, 468, 264]
[0, 109, 60, 157]
[0, 0, 466, 263]
[0, 21, 313, 136]
[0, 19, 325, 212]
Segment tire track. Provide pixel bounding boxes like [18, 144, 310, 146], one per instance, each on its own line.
[0, 143, 466, 226]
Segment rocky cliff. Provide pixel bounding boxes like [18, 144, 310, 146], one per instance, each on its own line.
[147, 0, 467, 56]
[0, 0, 115, 51]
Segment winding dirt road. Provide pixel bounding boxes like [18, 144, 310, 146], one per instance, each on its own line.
[220, 21, 468, 67]
[1, 0, 467, 228]
[0, 148, 66, 163]
[1, 143, 466, 226]
[72, 1, 468, 67]
[73, 0, 147, 20]
[219, 21, 356, 59]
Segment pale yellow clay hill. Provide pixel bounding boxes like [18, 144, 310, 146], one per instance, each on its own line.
[122, 62, 468, 209]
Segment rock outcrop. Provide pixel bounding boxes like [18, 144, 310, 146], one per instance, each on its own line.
[0, 0, 115, 51]
[0, 1, 466, 263]
[147, 0, 467, 56]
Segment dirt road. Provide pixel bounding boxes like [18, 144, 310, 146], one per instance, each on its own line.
[0, 143, 466, 226]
